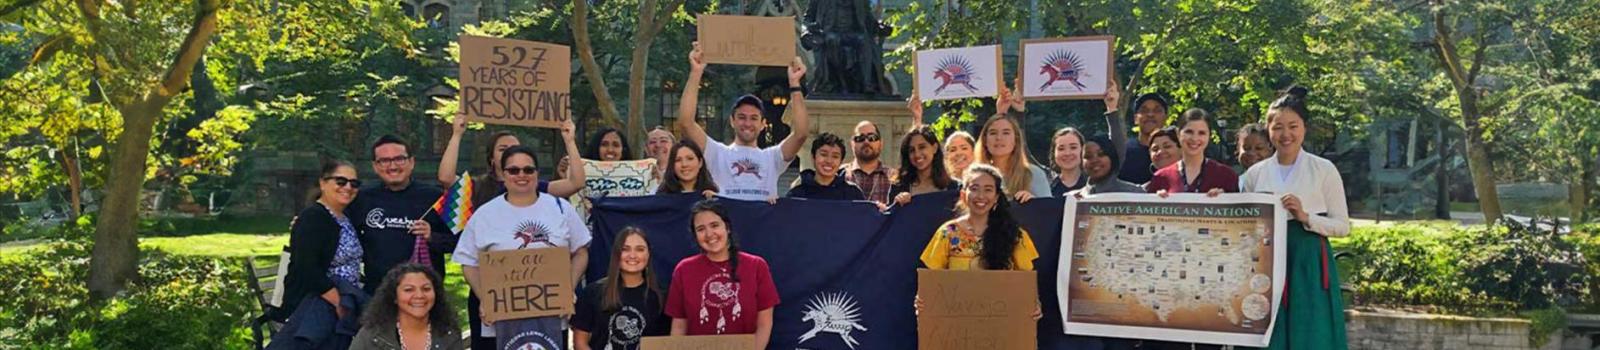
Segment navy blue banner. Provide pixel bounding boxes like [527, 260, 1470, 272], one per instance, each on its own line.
[586, 192, 1073, 350]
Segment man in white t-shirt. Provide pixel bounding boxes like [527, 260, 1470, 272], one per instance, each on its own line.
[676, 42, 811, 201]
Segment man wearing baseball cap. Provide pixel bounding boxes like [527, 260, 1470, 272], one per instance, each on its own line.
[675, 42, 811, 201]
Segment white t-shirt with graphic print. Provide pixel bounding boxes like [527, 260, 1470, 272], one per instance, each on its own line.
[453, 193, 592, 337]
[703, 138, 787, 201]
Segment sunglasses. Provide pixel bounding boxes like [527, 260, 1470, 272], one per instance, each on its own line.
[503, 166, 538, 176]
[323, 176, 361, 188]
[853, 133, 880, 143]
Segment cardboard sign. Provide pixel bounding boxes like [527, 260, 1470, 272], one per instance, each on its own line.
[916, 269, 1036, 350]
[697, 15, 796, 66]
[1019, 36, 1117, 101]
[913, 45, 1004, 101]
[478, 247, 575, 320]
[640, 334, 756, 350]
[457, 35, 572, 129]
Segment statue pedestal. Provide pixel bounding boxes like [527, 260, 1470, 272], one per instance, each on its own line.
[787, 99, 916, 171]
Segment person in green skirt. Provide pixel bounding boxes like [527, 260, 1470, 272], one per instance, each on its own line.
[1240, 86, 1350, 350]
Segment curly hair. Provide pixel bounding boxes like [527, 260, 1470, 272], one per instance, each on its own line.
[360, 264, 459, 336]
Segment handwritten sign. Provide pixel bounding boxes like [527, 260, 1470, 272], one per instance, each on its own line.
[479, 247, 575, 320]
[916, 269, 1036, 350]
[457, 35, 572, 129]
[640, 334, 756, 350]
[697, 15, 796, 66]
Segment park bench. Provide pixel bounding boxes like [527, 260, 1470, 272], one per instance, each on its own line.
[244, 247, 291, 350]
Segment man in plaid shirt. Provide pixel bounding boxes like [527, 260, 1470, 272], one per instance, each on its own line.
[843, 120, 895, 205]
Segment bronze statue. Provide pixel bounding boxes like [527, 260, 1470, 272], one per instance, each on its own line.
[801, 0, 894, 98]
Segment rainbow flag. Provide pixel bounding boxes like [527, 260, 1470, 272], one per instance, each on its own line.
[430, 171, 474, 234]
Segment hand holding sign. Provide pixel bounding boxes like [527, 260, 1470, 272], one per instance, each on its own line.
[478, 247, 576, 321]
[697, 15, 797, 67]
[458, 35, 572, 129]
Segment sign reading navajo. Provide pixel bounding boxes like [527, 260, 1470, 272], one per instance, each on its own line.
[640, 334, 756, 350]
[697, 15, 797, 66]
[916, 269, 1037, 350]
[457, 35, 572, 129]
[914, 45, 1002, 101]
[1058, 193, 1286, 347]
[1019, 36, 1116, 100]
[478, 247, 576, 320]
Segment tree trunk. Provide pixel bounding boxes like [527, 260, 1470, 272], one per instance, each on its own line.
[1431, 5, 1503, 222]
[1460, 125, 1502, 220]
[623, 0, 684, 146]
[85, 0, 219, 299]
[62, 139, 84, 218]
[1576, 156, 1594, 222]
[571, 0, 624, 129]
[1434, 117, 1450, 219]
[87, 100, 162, 299]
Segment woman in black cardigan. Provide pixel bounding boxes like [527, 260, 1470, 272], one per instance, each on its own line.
[282, 159, 365, 319]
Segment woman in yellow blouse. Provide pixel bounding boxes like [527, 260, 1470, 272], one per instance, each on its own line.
[920, 163, 1039, 271]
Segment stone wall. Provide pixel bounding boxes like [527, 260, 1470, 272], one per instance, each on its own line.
[1346, 310, 1541, 350]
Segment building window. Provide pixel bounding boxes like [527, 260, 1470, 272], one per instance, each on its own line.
[424, 3, 449, 28]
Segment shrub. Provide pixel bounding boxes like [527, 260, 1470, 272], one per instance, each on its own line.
[0, 242, 255, 349]
[1455, 218, 1591, 309]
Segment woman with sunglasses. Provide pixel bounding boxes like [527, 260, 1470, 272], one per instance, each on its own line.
[455, 145, 592, 349]
[276, 159, 367, 348]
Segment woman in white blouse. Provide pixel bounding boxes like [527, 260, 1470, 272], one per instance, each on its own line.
[1240, 86, 1348, 350]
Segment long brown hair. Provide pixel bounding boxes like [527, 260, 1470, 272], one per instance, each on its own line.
[602, 227, 662, 312]
[658, 140, 719, 194]
[974, 114, 1037, 194]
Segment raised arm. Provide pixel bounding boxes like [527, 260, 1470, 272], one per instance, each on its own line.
[777, 57, 810, 162]
[438, 112, 469, 186]
[677, 42, 710, 149]
[1102, 79, 1129, 164]
[544, 118, 585, 197]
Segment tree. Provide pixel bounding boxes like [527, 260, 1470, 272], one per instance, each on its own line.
[573, 0, 687, 143]
[3, 0, 412, 299]
[1426, 0, 1507, 221]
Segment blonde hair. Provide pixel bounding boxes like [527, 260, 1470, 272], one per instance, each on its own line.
[974, 114, 1036, 195]
[943, 131, 977, 179]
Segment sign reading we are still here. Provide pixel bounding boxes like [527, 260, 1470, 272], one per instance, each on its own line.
[458, 35, 571, 129]
[479, 247, 575, 321]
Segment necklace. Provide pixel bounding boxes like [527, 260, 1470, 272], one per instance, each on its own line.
[397, 322, 431, 350]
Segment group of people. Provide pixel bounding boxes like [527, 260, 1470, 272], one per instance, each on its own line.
[272, 41, 1349, 350]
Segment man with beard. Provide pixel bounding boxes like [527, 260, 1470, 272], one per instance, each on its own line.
[676, 42, 810, 201]
[843, 120, 893, 204]
[348, 135, 452, 294]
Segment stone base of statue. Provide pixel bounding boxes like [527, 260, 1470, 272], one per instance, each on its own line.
[786, 99, 916, 172]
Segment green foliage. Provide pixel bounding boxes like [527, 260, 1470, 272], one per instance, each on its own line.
[1523, 307, 1567, 348]
[1335, 220, 1599, 316]
[1457, 218, 1591, 309]
[0, 241, 255, 349]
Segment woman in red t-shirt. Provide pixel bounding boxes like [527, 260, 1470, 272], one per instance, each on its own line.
[665, 199, 781, 348]
[1146, 108, 1240, 196]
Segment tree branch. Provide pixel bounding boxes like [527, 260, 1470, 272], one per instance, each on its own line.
[571, 0, 624, 127]
[156, 0, 220, 99]
[0, 0, 43, 18]
[1465, 22, 1492, 84]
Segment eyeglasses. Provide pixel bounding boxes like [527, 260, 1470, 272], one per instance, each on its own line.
[323, 176, 361, 188]
[853, 133, 880, 143]
[503, 166, 538, 176]
[374, 155, 412, 167]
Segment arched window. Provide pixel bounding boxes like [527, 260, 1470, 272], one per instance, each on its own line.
[423, 3, 449, 28]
